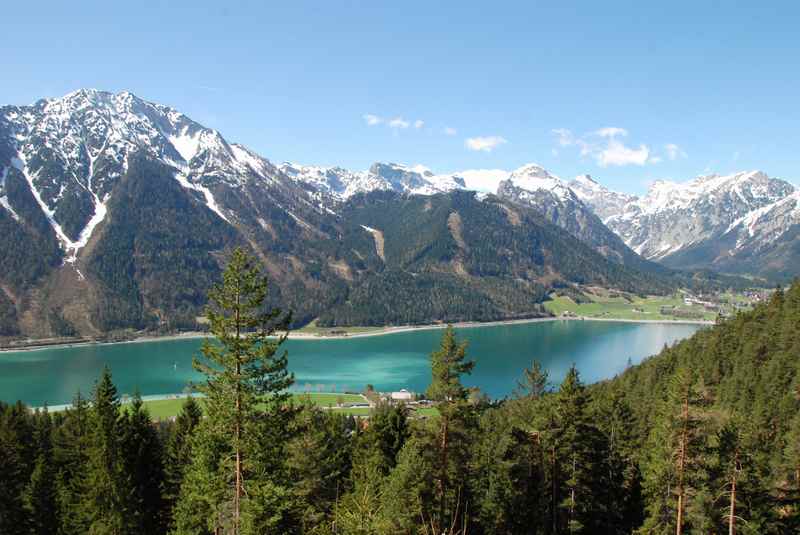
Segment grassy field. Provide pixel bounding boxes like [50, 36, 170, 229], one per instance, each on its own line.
[137, 392, 367, 420]
[293, 320, 387, 337]
[543, 289, 720, 321]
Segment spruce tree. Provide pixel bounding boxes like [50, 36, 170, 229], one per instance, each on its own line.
[53, 391, 92, 535]
[82, 366, 135, 534]
[552, 365, 604, 534]
[24, 407, 59, 535]
[0, 402, 31, 535]
[162, 397, 202, 530]
[174, 247, 294, 535]
[640, 367, 709, 535]
[424, 325, 475, 533]
[121, 392, 164, 534]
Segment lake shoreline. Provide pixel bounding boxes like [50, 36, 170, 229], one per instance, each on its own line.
[0, 315, 713, 354]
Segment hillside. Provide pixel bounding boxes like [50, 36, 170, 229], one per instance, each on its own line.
[0, 90, 681, 340]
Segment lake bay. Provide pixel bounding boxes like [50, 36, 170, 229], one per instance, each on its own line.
[0, 320, 704, 407]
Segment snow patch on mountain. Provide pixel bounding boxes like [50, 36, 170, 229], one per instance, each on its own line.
[0, 166, 20, 222]
[11, 155, 83, 263]
[169, 127, 203, 162]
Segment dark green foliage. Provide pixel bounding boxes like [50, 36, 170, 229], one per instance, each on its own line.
[0, 289, 19, 336]
[24, 410, 59, 535]
[317, 190, 676, 327]
[174, 247, 295, 534]
[87, 155, 240, 331]
[162, 397, 202, 530]
[81, 366, 136, 534]
[0, 168, 62, 292]
[286, 406, 355, 531]
[2, 276, 799, 534]
[122, 393, 165, 534]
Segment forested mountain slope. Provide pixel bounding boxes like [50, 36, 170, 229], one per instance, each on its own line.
[0, 91, 686, 339]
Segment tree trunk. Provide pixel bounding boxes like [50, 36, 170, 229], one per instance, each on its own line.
[675, 391, 689, 535]
[439, 414, 449, 528]
[728, 449, 738, 535]
[569, 454, 577, 534]
[551, 446, 558, 534]
[234, 291, 242, 535]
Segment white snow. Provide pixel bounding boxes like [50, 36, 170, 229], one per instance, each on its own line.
[0, 167, 21, 222]
[507, 163, 572, 201]
[231, 144, 270, 177]
[12, 156, 80, 262]
[169, 127, 202, 162]
[174, 171, 230, 223]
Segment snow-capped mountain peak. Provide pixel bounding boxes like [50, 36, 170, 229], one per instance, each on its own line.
[0, 89, 286, 262]
[279, 160, 466, 200]
[593, 169, 796, 263]
[502, 163, 575, 202]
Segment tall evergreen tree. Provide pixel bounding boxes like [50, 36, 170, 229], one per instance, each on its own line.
[552, 365, 605, 534]
[0, 402, 32, 535]
[24, 408, 59, 535]
[424, 325, 475, 534]
[163, 397, 203, 530]
[174, 247, 295, 535]
[81, 366, 135, 534]
[121, 392, 165, 534]
[640, 367, 709, 535]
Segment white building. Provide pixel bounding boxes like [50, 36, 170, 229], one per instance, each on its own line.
[390, 389, 414, 401]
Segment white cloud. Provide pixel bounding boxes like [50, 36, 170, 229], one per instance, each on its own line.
[457, 169, 511, 192]
[553, 126, 658, 167]
[388, 117, 410, 129]
[444, 126, 457, 136]
[552, 128, 574, 147]
[363, 114, 382, 126]
[665, 143, 687, 160]
[596, 140, 650, 167]
[595, 127, 628, 138]
[465, 136, 508, 152]
[733, 151, 740, 162]
[413, 120, 424, 129]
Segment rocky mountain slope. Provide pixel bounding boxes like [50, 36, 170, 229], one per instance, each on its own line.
[575, 170, 798, 281]
[0, 90, 677, 340]
[496, 165, 670, 276]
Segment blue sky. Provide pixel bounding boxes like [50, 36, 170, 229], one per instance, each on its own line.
[2, 1, 799, 194]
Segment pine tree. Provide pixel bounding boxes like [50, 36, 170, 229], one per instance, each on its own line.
[174, 247, 295, 535]
[640, 367, 709, 535]
[81, 366, 135, 534]
[121, 392, 164, 534]
[24, 407, 60, 535]
[163, 397, 203, 530]
[552, 365, 605, 534]
[0, 402, 32, 535]
[424, 325, 475, 534]
[53, 391, 92, 535]
[285, 406, 353, 532]
[357, 402, 409, 475]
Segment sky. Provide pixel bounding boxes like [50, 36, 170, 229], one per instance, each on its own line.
[2, 1, 799, 195]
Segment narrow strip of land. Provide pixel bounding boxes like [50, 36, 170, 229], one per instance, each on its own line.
[0, 314, 712, 354]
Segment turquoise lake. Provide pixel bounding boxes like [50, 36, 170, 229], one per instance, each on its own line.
[0, 321, 704, 406]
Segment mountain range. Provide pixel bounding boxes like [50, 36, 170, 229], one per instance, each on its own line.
[0, 89, 795, 339]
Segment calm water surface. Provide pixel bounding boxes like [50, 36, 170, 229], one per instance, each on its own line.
[0, 321, 703, 406]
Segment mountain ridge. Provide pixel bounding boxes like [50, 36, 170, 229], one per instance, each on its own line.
[0, 89, 683, 340]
